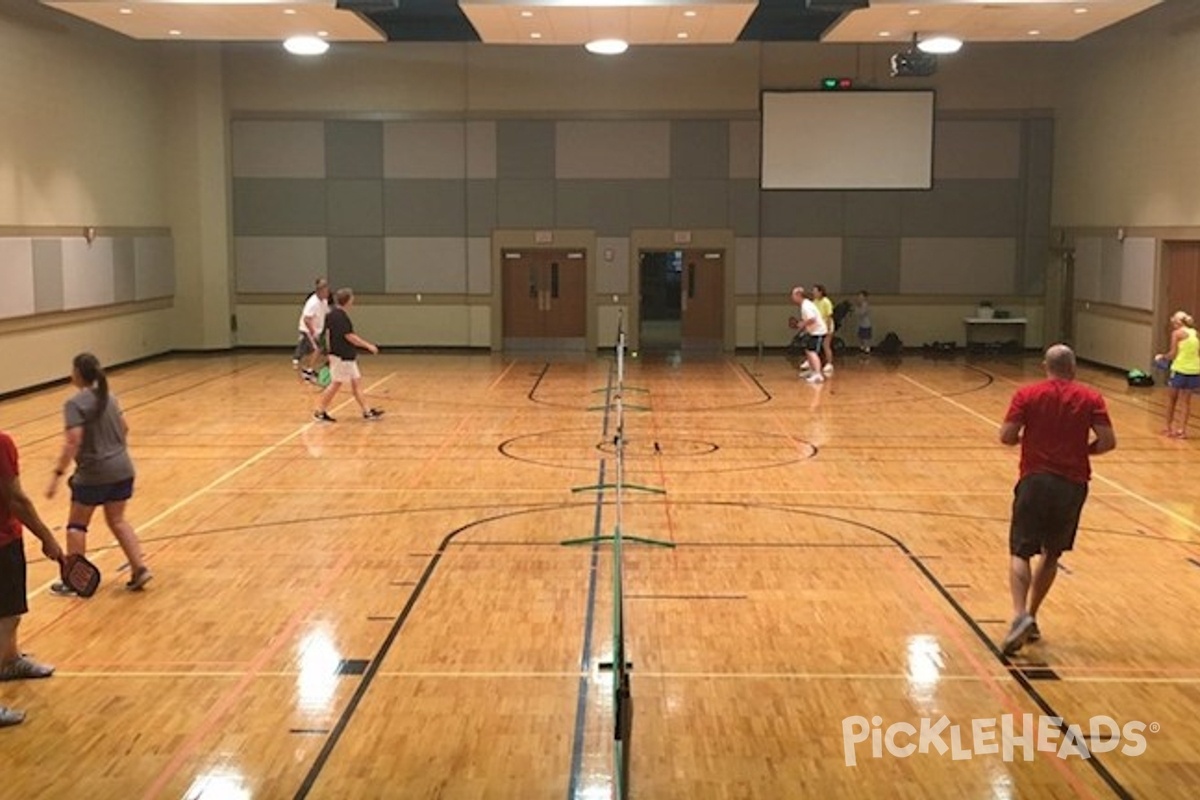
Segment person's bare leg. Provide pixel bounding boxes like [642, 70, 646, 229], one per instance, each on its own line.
[0, 616, 19, 663]
[66, 502, 97, 556]
[103, 501, 147, 574]
[1176, 391, 1193, 437]
[805, 350, 822, 376]
[1027, 551, 1061, 617]
[316, 380, 342, 414]
[1010, 556, 1032, 618]
[1164, 387, 1179, 435]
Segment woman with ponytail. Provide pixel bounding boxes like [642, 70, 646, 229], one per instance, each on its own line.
[1156, 310, 1199, 438]
[45, 353, 152, 594]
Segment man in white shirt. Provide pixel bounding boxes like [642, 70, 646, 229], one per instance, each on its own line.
[791, 286, 828, 383]
[293, 277, 331, 383]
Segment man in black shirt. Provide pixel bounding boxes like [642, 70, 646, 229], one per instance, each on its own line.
[313, 288, 384, 422]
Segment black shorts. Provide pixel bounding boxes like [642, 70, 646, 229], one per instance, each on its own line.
[0, 538, 28, 618]
[1009, 473, 1088, 558]
[70, 477, 135, 507]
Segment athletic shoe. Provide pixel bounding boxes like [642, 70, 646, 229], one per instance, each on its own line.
[822, 364, 834, 375]
[49, 582, 77, 597]
[1001, 613, 1036, 656]
[0, 706, 25, 727]
[126, 567, 154, 591]
[0, 656, 54, 681]
[313, 410, 336, 423]
[291, 359, 300, 368]
[805, 373, 825, 384]
[301, 369, 318, 384]
[363, 408, 384, 420]
[1027, 620, 1041, 643]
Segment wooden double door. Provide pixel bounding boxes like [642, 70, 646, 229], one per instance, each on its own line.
[638, 248, 725, 351]
[501, 248, 587, 350]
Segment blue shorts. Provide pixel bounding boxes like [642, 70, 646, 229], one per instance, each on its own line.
[70, 477, 135, 506]
[858, 326, 872, 341]
[1169, 372, 1200, 390]
[806, 334, 824, 353]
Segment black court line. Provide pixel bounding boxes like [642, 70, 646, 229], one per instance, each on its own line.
[943, 583, 972, 589]
[289, 729, 331, 735]
[1058, 563, 1074, 575]
[366, 615, 395, 621]
[1188, 558, 1200, 570]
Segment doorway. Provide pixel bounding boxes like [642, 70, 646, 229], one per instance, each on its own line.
[638, 249, 724, 351]
[501, 248, 587, 350]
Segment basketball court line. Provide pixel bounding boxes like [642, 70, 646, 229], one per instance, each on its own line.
[899, 373, 1200, 541]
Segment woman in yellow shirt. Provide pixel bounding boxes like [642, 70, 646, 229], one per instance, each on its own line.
[1155, 310, 1200, 438]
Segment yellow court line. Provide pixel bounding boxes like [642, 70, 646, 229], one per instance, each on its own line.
[29, 373, 398, 598]
[900, 373, 1200, 542]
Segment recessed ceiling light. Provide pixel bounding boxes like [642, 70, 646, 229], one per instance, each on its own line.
[284, 8, 296, 15]
[119, 7, 132, 14]
[283, 35, 329, 55]
[684, 10, 697, 17]
[878, 31, 891, 38]
[907, 9, 921, 15]
[585, 38, 628, 55]
[317, 30, 329, 37]
[520, 10, 533, 17]
[677, 32, 689, 39]
[917, 36, 962, 54]
[168, 29, 182, 37]
[1028, 29, 1041, 36]
[1074, 6, 1088, 13]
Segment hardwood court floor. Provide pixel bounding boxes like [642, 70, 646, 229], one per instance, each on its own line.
[1, 349, 1198, 799]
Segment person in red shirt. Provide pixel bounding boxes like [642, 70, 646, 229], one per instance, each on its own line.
[997, 344, 1116, 656]
[1, 430, 65, 726]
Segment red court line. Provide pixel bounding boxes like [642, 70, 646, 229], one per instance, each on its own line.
[141, 552, 353, 800]
[886, 550, 1104, 800]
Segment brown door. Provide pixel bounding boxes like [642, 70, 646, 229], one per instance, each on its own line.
[502, 248, 587, 348]
[680, 249, 724, 349]
[1164, 241, 1200, 351]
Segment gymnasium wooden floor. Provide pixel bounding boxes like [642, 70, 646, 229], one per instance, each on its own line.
[2, 348, 1198, 799]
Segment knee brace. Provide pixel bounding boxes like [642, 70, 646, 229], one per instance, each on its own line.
[66, 523, 88, 534]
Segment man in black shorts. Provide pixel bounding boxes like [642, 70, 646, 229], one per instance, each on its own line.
[997, 344, 1116, 656]
[1, 430, 64, 726]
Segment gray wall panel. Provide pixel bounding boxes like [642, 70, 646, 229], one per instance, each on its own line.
[901, 181, 1020, 237]
[384, 179, 467, 237]
[900, 238, 1016, 295]
[112, 236, 136, 303]
[328, 237, 386, 295]
[556, 121, 670, 179]
[467, 237, 492, 294]
[671, 179, 729, 229]
[843, 237, 901, 294]
[728, 180, 760, 236]
[728, 121, 760, 180]
[384, 121, 466, 179]
[235, 237, 327, 294]
[761, 191, 844, 237]
[844, 192, 903, 237]
[595, 237, 631, 295]
[497, 121, 555, 179]
[234, 179, 327, 236]
[466, 180, 497, 237]
[466, 121, 497, 179]
[386, 238, 468, 293]
[759, 237, 842, 294]
[734, 237, 759, 296]
[328, 180, 384, 237]
[1025, 118, 1055, 185]
[326, 121, 382, 179]
[934, 121, 1021, 180]
[231, 121, 325, 178]
[32, 239, 63, 314]
[671, 120, 729, 180]
[497, 179, 556, 228]
[134, 236, 174, 300]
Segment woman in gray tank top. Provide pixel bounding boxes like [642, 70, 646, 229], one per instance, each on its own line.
[45, 353, 152, 595]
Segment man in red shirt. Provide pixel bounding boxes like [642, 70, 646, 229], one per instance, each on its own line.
[998, 344, 1116, 656]
[1, 430, 64, 726]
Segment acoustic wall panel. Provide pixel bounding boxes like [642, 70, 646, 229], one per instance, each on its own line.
[61, 238, 115, 311]
[235, 237, 327, 294]
[33, 239, 64, 313]
[134, 236, 175, 300]
[231, 121, 325, 178]
[0, 238, 35, 319]
[385, 238, 467, 293]
[900, 238, 1016, 295]
[384, 121, 466, 179]
[556, 121, 670, 180]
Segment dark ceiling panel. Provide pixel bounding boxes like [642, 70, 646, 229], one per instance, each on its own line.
[339, 0, 862, 43]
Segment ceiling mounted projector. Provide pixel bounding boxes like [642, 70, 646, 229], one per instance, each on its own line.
[891, 50, 937, 77]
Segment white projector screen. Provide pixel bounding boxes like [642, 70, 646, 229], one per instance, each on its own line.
[761, 91, 934, 190]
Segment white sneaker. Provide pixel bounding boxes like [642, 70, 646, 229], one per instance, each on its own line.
[805, 373, 825, 384]
[822, 364, 834, 375]
[1001, 614, 1036, 656]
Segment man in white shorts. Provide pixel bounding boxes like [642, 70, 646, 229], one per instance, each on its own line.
[791, 286, 828, 384]
[312, 288, 384, 422]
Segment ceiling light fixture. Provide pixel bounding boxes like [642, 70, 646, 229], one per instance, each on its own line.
[520, 10, 533, 17]
[119, 7, 132, 14]
[684, 10, 697, 17]
[283, 35, 329, 56]
[917, 35, 962, 54]
[585, 38, 628, 55]
[677, 32, 688, 39]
